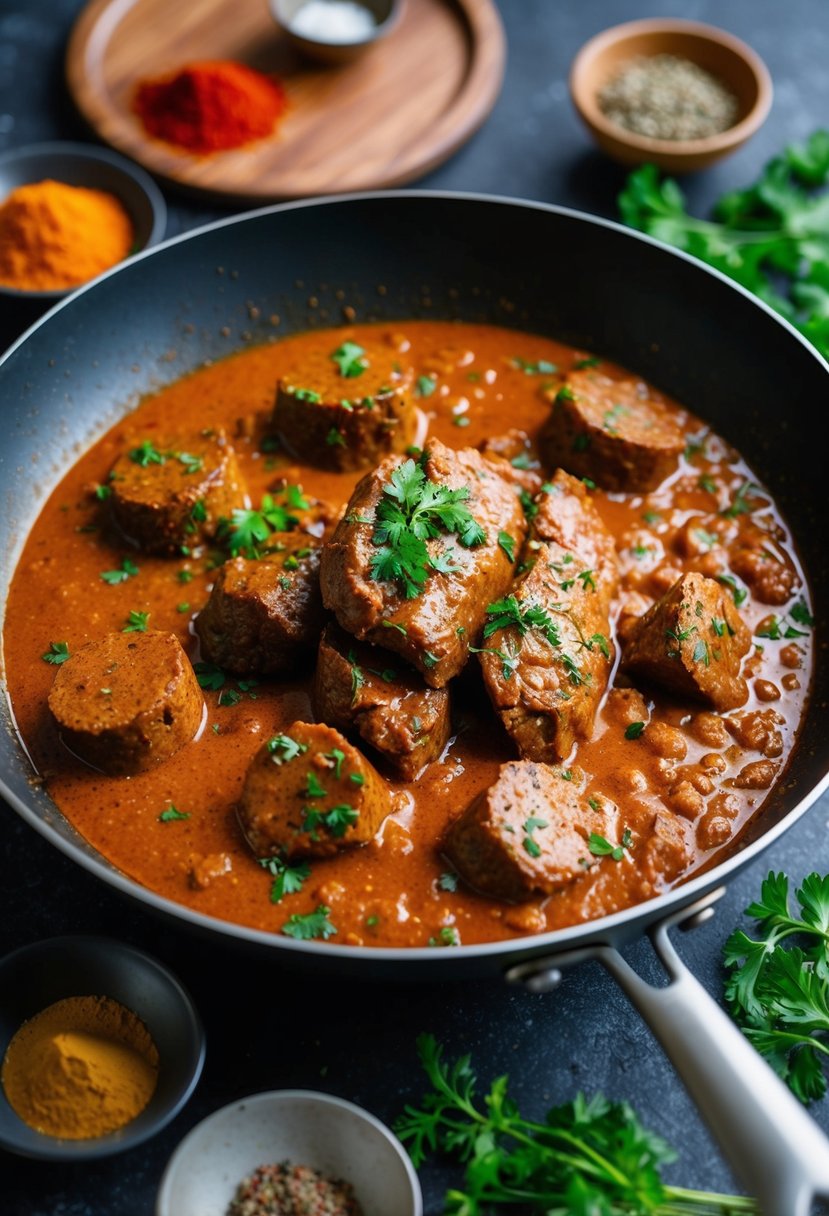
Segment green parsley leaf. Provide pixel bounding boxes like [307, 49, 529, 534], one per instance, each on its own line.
[216, 486, 306, 559]
[100, 557, 139, 585]
[497, 531, 516, 562]
[194, 660, 226, 690]
[267, 734, 308, 764]
[42, 641, 71, 665]
[415, 374, 437, 398]
[122, 609, 149, 633]
[370, 457, 486, 599]
[129, 440, 166, 467]
[724, 870, 829, 1103]
[625, 721, 646, 739]
[259, 854, 311, 902]
[282, 904, 337, 940]
[158, 804, 190, 822]
[588, 830, 630, 861]
[331, 341, 367, 377]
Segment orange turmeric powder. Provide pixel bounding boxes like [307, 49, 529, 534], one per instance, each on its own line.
[0, 178, 134, 292]
[1, 994, 159, 1139]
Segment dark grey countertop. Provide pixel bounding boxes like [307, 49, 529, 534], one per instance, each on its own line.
[1, 1, 828, 1213]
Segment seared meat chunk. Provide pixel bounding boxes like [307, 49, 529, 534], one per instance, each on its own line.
[444, 761, 618, 902]
[313, 622, 450, 780]
[530, 469, 619, 613]
[477, 429, 544, 496]
[271, 335, 416, 471]
[47, 630, 204, 775]
[319, 439, 527, 687]
[539, 370, 685, 492]
[479, 540, 615, 762]
[238, 721, 391, 861]
[621, 571, 751, 710]
[195, 537, 325, 675]
[108, 428, 246, 555]
[479, 471, 618, 762]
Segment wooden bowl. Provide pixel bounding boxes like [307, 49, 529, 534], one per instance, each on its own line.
[569, 18, 772, 174]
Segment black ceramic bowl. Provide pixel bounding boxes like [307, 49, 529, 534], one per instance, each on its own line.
[0, 140, 166, 327]
[0, 935, 204, 1160]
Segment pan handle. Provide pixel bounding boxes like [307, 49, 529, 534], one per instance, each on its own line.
[506, 889, 829, 1216]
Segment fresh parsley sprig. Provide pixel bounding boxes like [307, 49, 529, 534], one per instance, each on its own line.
[395, 1034, 758, 1214]
[723, 870, 829, 1103]
[370, 457, 486, 599]
[216, 485, 309, 558]
[618, 130, 829, 360]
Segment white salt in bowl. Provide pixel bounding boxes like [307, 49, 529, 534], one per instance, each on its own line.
[155, 1089, 423, 1216]
[271, 0, 405, 66]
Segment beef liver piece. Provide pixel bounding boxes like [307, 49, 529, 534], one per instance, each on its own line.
[47, 630, 204, 775]
[539, 370, 685, 492]
[196, 537, 326, 675]
[238, 720, 391, 861]
[271, 335, 416, 472]
[621, 570, 751, 710]
[319, 439, 527, 687]
[444, 760, 617, 901]
[313, 621, 450, 780]
[108, 429, 246, 556]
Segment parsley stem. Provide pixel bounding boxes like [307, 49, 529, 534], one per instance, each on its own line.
[661, 1188, 760, 1213]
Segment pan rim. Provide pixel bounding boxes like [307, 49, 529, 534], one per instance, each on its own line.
[1, 188, 827, 965]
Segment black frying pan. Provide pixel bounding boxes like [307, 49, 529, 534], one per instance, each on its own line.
[1, 193, 828, 1211]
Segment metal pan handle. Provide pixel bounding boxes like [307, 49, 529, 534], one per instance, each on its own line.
[507, 889, 829, 1216]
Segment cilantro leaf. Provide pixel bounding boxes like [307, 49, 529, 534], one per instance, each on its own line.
[42, 641, 71, 665]
[259, 855, 311, 902]
[216, 486, 306, 558]
[331, 342, 367, 377]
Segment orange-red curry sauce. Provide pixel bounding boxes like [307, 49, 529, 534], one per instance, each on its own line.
[3, 322, 812, 947]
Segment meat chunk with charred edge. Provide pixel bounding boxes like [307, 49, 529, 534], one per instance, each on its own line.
[195, 538, 326, 675]
[271, 337, 416, 472]
[444, 761, 619, 902]
[313, 621, 451, 780]
[47, 630, 204, 775]
[108, 429, 246, 556]
[539, 370, 685, 493]
[621, 570, 751, 710]
[319, 439, 527, 688]
[238, 721, 392, 861]
[478, 470, 618, 762]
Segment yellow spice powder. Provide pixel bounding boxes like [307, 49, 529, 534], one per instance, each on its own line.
[1, 994, 159, 1139]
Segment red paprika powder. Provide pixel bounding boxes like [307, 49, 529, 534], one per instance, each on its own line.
[133, 60, 287, 154]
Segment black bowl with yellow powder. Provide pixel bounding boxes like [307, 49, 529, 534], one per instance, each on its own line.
[0, 934, 204, 1159]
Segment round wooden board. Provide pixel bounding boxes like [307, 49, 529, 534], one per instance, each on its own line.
[65, 0, 506, 203]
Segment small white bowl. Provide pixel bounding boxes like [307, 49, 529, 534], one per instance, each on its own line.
[272, 0, 404, 66]
[156, 1089, 422, 1216]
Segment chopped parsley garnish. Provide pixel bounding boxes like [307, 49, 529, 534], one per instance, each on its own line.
[588, 828, 632, 861]
[42, 641, 70, 665]
[323, 748, 346, 779]
[522, 816, 548, 859]
[721, 480, 759, 519]
[573, 355, 602, 369]
[259, 855, 310, 903]
[756, 603, 813, 640]
[625, 721, 645, 740]
[302, 804, 359, 838]
[511, 357, 557, 375]
[483, 596, 560, 646]
[129, 439, 166, 467]
[216, 485, 308, 558]
[267, 734, 308, 764]
[177, 451, 204, 474]
[428, 927, 461, 947]
[717, 573, 749, 607]
[158, 804, 190, 822]
[94, 483, 112, 500]
[305, 772, 327, 799]
[438, 872, 458, 892]
[497, 531, 516, 562]
[100, 557, 139, 585]
[415, 374, 437, 398]
[292, 387, 322, 403]
[331, 342, 367, 378]
[123, 609, 149, 633]
[282, 904, 337, 940]
[370, 456, 486, 599]
[194, 660, 226, 690]
[178, 569, 194, 584]
[326, 428, 346, 447]
[218, 688, 242, 706]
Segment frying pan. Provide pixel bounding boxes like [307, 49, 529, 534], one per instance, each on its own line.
[1, 192, 828, 1212]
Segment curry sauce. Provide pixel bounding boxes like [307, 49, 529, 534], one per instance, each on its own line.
[3, 322, 812, 947]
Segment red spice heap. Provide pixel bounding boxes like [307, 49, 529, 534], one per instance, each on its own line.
[133, 59, 287, 154]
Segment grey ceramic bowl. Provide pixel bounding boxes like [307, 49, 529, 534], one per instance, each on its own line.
[0, 934, 204, 1160]
[156, 1089, 423, 1216]
[0, 140, 166, 316]
[272, 0, 404, 65]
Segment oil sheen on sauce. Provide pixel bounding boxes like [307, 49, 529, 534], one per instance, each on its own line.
[3, 322, 812, 948]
